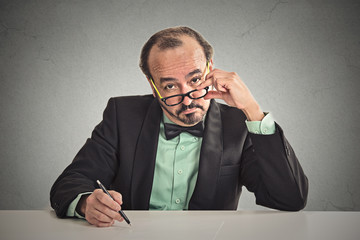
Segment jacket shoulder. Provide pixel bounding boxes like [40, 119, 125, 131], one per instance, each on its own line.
[109, 94, 155, 114]
[104, 94, 157, 127]
[111, 94, 155, 107]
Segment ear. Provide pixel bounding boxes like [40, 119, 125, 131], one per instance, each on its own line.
[208, 59, 215, 91]
[146, 76, 156, 98]
[209, 59, 214, 71]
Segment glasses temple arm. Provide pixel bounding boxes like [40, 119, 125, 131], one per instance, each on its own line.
[150, 78, 163, 99]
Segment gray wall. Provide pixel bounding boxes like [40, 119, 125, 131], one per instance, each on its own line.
[1, 0, 359, 211]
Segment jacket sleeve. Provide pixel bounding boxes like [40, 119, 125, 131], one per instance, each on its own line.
[240, 123, 308, 211]
[50, 98, 119, 217]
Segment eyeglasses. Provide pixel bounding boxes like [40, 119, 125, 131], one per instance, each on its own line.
[159, 86, 210, 106]
[150, 62, 210, 106]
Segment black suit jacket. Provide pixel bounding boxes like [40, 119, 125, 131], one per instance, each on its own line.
[50, 95, 308, 217]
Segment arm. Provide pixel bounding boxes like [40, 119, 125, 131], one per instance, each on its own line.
[241, 124, 308, 210]
[199, 67, 308, 210]
[50, 98, 124, 225]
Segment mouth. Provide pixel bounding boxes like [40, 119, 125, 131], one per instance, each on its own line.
[182, 108, 197, 115]
[175, 102, 204, 116]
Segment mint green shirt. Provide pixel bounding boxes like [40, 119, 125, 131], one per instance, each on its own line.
[149, 114, 203, 210]
[66, 112, 275, 216]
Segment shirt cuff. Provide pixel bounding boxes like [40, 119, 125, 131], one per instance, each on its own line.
[245, 112, 276, 135]
[66, 192, 92, 219]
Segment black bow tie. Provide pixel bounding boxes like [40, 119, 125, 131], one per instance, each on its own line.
[164, 121, 204, 140]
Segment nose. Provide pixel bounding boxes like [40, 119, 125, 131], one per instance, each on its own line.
[182, 95, 193, 106]
[180, 85, 194, 106]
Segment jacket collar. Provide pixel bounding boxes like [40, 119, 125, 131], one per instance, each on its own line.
[189, 100, 223, 209]
[130, 98, 161, 209]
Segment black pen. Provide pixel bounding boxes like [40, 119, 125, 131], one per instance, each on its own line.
[96, 180, 131, 226]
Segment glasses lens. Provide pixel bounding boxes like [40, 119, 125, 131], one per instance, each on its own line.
[163, 87, 208, 106]
[189, 88, 208, 99]
[164, 95, 183, 106]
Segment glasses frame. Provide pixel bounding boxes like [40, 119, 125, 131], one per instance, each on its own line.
[149, 62, 210, 106]
[160, 86, 210, 106]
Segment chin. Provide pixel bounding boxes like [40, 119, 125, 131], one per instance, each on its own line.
[179, 112, 204, 125]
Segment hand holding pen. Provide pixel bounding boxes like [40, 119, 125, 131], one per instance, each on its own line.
[96, 180, 131, 225]
[77, 180, 130, 227]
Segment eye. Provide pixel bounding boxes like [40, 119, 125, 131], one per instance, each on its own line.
[190, 77, 201, 85]
[164, 84, 176, 90]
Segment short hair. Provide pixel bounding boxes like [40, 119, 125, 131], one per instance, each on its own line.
[139, 26, 214, 77]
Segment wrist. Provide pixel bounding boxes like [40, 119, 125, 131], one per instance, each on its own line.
[76, 194, 89, 217]
[242, 101, 264, 121]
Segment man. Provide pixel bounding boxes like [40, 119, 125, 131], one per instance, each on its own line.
[50, 26, 308, 227]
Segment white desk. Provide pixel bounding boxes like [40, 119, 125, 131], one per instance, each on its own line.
[0, 210, 359, 240]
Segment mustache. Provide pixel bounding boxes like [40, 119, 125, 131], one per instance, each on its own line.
[176, 102, 204, 115]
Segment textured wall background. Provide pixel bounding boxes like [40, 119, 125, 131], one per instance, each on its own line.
[1, 0, 359, 211]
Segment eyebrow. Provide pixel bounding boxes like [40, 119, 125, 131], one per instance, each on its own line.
[160, 77, 178, 83]
[159, 69, 202, 84]
[185, 69, 202, 79]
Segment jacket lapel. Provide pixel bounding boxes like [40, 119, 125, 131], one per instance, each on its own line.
[189, 100, 223, 209]
[130, 99, 161, 209]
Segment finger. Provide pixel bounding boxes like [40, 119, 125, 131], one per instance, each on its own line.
[85, 192, 120, 226]
[202, 75, 229, 93]
[198, 76, 229, 91]
[212, 77, 229, 92]
[197, 78, 214, 89]
[205, 68, 230, 80]
[91, 207, 114, 222]
[91, 190, 123, 221]
[213, 73, 243, 92]
[108, 190, 123, 206]
[85, 208, 114, 227]
[200, 70, 234, 90]
[88, 216, 115, 228]
[204, 90, 224, 100]
[94, 190, 121, 212]
[93, 201, 123, 221]
[96, 220, 115, 228]
[197, 68, 220, 89]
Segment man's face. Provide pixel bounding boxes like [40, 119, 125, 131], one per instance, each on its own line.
[148, 36, 211, 127]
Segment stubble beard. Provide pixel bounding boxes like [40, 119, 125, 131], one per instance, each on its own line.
[160, 100, 206, 125]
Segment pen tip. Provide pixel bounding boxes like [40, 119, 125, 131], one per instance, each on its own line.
[96, 180, 100, 185]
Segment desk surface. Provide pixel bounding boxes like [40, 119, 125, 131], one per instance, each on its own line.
[0, 210, 359, 240]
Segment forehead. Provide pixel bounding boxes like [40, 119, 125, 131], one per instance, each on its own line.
[148, 36, 206, 79]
